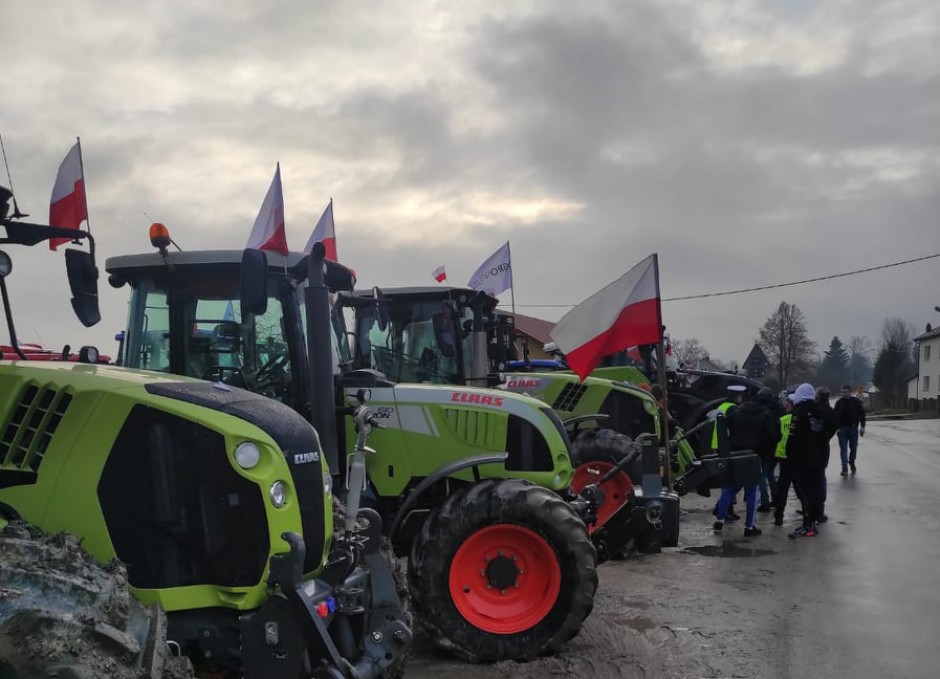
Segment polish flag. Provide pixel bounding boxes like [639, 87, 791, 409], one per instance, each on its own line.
[246, 164, 289, 255]
[550, 255, 662, 381]
[303, 200, 338, 260]
[432, 265, 447, 283]
[49, 141, 88, 251]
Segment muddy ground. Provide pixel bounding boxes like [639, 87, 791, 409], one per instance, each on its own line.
[407, 420, 940, 679]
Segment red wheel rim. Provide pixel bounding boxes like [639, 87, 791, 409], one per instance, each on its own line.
[571, 461, 634, 533]
[448, 524, 562, 635]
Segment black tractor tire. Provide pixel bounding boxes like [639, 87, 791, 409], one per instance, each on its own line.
[0, 522, 194, 679]
[408, 478, 596, 662]
[570, 428, 641, 482]
[570, 429, 639, 527]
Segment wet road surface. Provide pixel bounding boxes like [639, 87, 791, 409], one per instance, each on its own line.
[406, 418, 940, 679]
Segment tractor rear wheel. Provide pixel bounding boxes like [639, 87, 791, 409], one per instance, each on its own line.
[408, 478, 596, 662]
[570, 429, 637, 532]
[0, 522, 193, 679]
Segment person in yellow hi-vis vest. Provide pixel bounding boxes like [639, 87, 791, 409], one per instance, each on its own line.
[712, 385, 757, 534]
[773, 398, 795, 526]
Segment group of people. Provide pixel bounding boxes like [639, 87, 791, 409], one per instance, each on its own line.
[710, 381, 867, 539]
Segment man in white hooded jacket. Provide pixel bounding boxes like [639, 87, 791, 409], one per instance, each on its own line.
[786, 383, 829, 538]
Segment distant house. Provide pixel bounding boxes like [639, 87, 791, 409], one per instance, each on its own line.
[742, 344, 768, 380]
[508, 312, 556, 361]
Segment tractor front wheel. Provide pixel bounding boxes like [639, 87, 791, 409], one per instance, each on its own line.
[408, 479, 596, 662]
[570, 429, 637, 532]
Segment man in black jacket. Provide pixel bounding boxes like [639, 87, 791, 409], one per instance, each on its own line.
[754, 387, 783, 511]
[713, 390, 779, 537]
[834, 384, 866, 475]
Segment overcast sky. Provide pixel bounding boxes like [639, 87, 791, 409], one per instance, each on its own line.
[1, 0, 938, 366]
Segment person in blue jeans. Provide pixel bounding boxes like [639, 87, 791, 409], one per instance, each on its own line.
[713, 386, 778, 537]
[834, 384, 866, 476]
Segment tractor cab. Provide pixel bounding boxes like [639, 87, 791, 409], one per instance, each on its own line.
[109, 250, 307, 399]
[340, 285, 489, 386]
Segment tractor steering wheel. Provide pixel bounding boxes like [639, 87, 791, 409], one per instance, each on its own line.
[256, 353, 289, 381]
[203, 366, 247, 388]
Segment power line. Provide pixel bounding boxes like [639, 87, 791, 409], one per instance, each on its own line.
[514, 251, 940, 308]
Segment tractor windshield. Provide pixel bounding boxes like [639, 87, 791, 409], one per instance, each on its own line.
[352, 298, 472, 383]
[122, 271, 299, 402]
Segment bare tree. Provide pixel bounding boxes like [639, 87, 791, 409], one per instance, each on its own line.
[672, 337, 709, 368]
[881, 318, 915, 353]
[848, 335, 871, 358]
[847, 335, 873, 386]
[757, 301, 816, 387]
[873, 318, 916, 407]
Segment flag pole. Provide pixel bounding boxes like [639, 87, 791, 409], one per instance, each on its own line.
[76, 137, 91, 235]
[329, 197, 336, 261]
[652, 254, 671, 490]
[508, 240, 516, 318]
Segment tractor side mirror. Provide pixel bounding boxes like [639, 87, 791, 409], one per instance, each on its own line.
[65, 249, 100, 327]
[240, 248, 268, 316]
[324, 260, 356, 292]
[372, 286, 389, 332]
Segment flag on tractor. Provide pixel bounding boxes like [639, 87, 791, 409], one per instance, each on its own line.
[432, 265, 447, 283]
[49, 140, 88, 251]
[550, 254, 662, 381]
[304, 199, 338, 260]
[246, 164, 289, 255]
[467, 241, 512, 296]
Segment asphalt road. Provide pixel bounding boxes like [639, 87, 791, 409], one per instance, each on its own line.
[406, 418, 940, 679]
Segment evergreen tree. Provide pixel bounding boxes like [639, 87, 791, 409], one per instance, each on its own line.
[818, 336, 850, 389]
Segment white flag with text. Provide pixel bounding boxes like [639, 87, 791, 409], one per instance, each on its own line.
[467, 241, 512, 296]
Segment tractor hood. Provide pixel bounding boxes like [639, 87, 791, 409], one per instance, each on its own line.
[0, 360, 209, 390]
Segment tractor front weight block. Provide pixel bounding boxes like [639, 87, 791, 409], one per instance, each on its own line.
[260, 520, 412, 679]
[591, 488, 680, 560]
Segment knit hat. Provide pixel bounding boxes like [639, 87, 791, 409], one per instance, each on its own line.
[792, 383, 815, 404]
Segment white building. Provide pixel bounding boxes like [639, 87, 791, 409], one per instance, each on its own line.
[911, 325, 940, 402]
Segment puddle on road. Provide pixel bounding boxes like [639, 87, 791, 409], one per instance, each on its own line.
[680, 540, 777, 558]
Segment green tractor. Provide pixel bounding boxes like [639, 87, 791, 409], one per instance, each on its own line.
[105, 242, 602, 662]
[340, 286, 760, 522]
[0, 192, 411, 678]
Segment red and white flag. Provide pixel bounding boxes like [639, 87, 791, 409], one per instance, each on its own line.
[246, 164, 289, 256]
[432, 265, 447, 283]
[550, 254, 662, 381]
[303, 200, 338, 260]
[49, 140, 88, 251]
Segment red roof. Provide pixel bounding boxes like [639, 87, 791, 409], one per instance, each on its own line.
[510, 312, 556, 344]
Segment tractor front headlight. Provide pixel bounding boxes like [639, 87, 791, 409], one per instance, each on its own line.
[234, 441, 262, 469]
[324, 472, 333, 496]
[270, 480, 288, 507]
